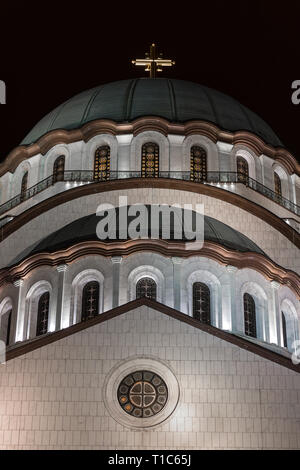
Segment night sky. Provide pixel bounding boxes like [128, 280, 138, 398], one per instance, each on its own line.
[0, 0, 299, 162]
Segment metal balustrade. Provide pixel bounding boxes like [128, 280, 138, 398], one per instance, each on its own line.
[0, 170, 299, 219]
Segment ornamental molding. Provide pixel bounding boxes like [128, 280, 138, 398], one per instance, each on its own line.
[1, 239, 299, 298]
[0, 117, 299, 177]
[13, 279, 24, 288]
[111, 256, 123, 264]
[56, 264, 68, 273]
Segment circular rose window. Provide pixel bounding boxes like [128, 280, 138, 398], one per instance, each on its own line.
[117, 370, 168, 418]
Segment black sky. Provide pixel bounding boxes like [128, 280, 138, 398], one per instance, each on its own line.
[0, 0, 299, 162]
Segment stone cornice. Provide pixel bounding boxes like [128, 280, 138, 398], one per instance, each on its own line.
[1, 179, 299, 250]
[5, 297, 300, 373]
[0, 117, 299, 177]
[1, 239, 299, 298]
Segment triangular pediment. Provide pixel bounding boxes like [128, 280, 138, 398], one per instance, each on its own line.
[6, 298, 300, 373]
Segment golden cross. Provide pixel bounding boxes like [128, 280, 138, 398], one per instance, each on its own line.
[132, 43, 175, 78]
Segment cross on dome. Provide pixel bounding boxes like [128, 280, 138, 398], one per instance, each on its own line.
[132, 43, 175, 78]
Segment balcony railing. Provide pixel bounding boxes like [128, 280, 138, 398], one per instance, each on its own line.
[0, 170, 299, 218]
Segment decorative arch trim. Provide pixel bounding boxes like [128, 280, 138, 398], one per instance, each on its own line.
[1, 117, 298, 177]
[42, 144, 70, 179]
[183, 134, 218, 173]
[130, 131, 169, 172]
[186, 269, 221, 326]
[239, 281, 268, 341]
[1, 239, 299, 298]
[70, 268, 104, 325]
[280, 298, 300, 351]
[128, 265, 164, 303]
[25, 280, 52, 339]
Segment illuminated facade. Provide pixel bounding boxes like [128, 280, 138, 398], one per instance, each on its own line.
[0, 78, 299, 449]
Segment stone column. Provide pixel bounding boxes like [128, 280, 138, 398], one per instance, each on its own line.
[172, 257, 183, 311]
[13, 279, 25, 342]
[55, 264, 68, 331]
[216, 142, 234, 173]
[223, 265, 238, 332]
[111, 257, 122, 308]
[291, 175, 298, 206]
[270, 281, 281, 346]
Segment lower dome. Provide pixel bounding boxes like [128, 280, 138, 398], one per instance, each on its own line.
[10, 206, 265, 266]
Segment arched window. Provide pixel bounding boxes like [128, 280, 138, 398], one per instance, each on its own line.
[243, 293, 256, 338]
[281, 311, 288, 348]
[141, 143, 159, 178]
[81, 281, 100, 321]
[20, 171, 28, 202]
[190, 146, 207, 182]
[36, 292, 50, 336]
[6, 310, 12, 346]
[237, 156, 249, 183]
[274, 172, 282, 198]
[94, 146, 110, 181]
[53, 155, 65, 183]
[1, 309, 12, 346]
[136, 277, 157, 300]
[193, 282, 211, 324]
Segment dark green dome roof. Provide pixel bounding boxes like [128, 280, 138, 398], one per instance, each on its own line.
[9, 208, 265, 266]
[21, 78, 282, 147]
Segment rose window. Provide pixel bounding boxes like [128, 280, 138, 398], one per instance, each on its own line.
[117, 371, 168, 418]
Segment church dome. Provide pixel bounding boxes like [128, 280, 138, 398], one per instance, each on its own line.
[21, 78, 282, 147]
[9, 209, 265, 266]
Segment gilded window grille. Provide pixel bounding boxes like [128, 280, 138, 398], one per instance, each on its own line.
[190, 146, 207, 182]
[191, 145, 207, 183]
[192, 282, 211, 324]
[274, 172, 282, 197]
[36, 292, 50, 336]
[141, 143, 159, 178]
[243, 293, 257, 338]
[53, 155, 65, 183]
[81, 281, 100, 321]
[237, 156, 249, 184]
[94, 146, 111, 181]
[136, 277, 157, 300]
[20, 172, 28, 202]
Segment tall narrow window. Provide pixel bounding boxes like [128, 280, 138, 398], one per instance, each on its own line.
[136, 277, 157, 300]
[237, 156, 249, 183]
[141, 143, 159, 178]
[53, 155, 65, 183]
[281, 311, 288, 348]
[36, 292, 49, 336]
[94, 146, 110, 181]
[20, 171, 28, 202]
[190, 146, 207, 182]
[243, 293, 256, 338]
[274, 172, 282, 197]
[1, 309, 12, 346]
[193, 282, 211, 324]
[81, 281, 100, 321]
[6, 310, 12, 346]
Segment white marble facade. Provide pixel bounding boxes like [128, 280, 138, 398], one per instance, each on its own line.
[0, 113, 299, 451]
[0, 305, 300, 449]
